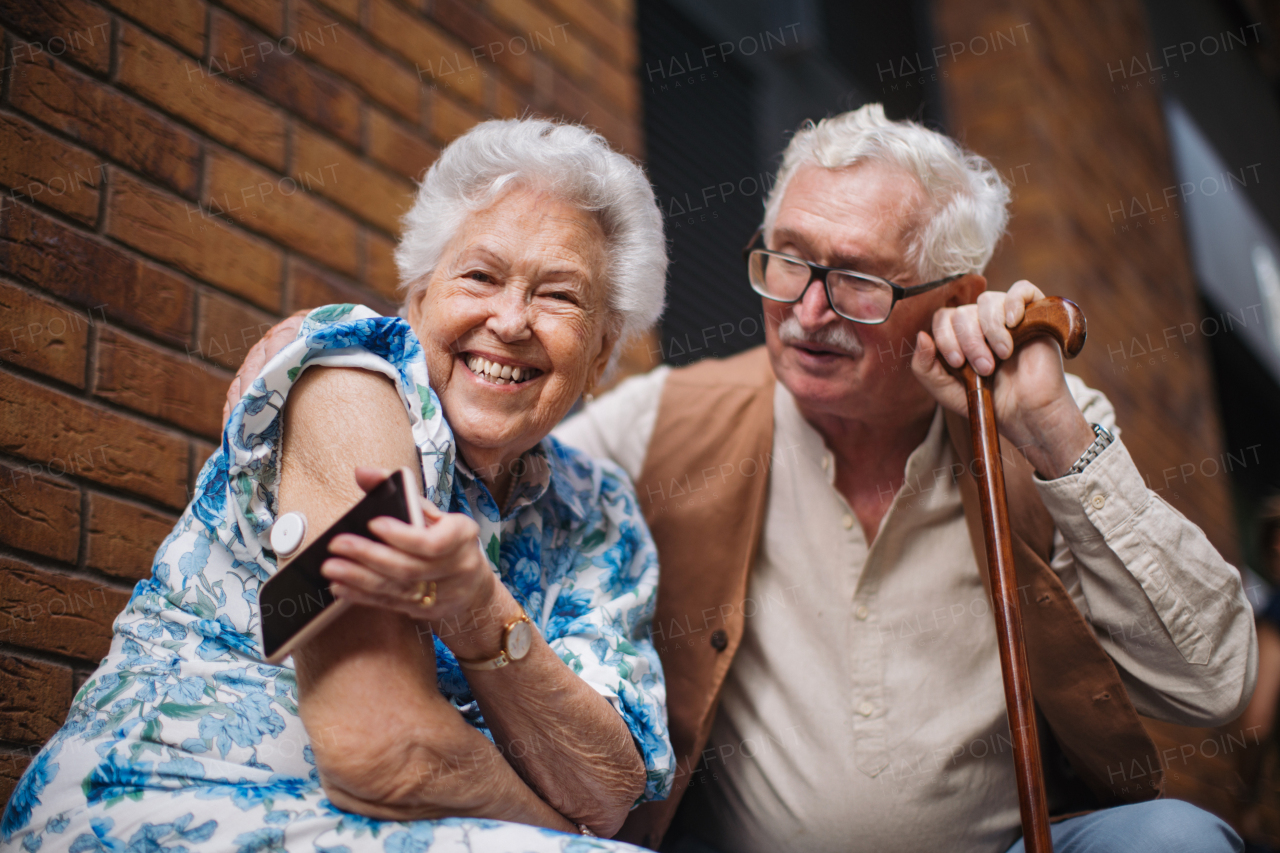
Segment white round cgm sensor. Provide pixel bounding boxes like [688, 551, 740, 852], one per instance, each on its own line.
[270, 511, 308, 557]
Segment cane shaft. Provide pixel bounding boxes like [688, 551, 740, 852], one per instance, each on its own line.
[965, 369, 1053, 853]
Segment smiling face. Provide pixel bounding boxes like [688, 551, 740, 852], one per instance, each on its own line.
[406, 186, 616, 479]
[763, 161, 983, 428]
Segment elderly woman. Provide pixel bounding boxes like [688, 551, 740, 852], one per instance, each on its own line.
[1, 119, 673, 852]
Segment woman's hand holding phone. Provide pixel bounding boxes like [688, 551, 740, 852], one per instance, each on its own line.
[321, 467, 510, 650]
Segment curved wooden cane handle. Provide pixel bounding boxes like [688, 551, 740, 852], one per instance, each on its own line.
[1010, 296, 1087, 359]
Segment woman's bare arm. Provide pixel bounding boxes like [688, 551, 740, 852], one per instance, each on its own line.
[328, 526, 648, 835]
[280, 365, 573, 830]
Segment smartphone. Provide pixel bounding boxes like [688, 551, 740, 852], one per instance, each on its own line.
[259, 467, 424, 664]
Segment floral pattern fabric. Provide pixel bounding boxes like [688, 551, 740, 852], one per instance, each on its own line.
[0, 305, 671, 852]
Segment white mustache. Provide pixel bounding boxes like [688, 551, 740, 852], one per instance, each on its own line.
[777, 315, 864, 358]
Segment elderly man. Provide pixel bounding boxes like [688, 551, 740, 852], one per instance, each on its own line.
[228, 105, 1254, 852]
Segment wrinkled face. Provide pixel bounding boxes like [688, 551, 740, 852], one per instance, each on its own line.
[406, 186, 615, 468]
[763, 162, 982, 424]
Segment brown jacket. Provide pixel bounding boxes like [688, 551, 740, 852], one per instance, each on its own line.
[617, 346, 1163, 848]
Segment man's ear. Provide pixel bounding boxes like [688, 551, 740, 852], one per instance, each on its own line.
[945, 273, 988, 307]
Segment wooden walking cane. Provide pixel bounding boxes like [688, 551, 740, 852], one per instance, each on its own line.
[956, 296, 1087, 853]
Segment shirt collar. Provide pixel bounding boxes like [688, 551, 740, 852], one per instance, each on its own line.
[774, 383, 951, 492]
[453, 440, 555, 523]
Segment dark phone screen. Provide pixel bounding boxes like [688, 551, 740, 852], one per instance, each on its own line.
[259, 469, 414, 661]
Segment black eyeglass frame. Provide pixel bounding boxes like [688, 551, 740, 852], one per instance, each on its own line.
[741, 227, 964, 325]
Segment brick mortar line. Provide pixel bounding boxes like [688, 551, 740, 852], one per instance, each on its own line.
[0, 195, 377, 375]
[0, 543, 140, 596]
[0, 638, 116, 677]
[83, 284, 99, 394]
[129, 8, 482, 173]
[525, 0, 638, 73]
[0, 87, 404, 251]
[57, 110, 411, 251]
[302, 0, 631, 122]
[106, 13, 121, 82]
[0, 31, 12, 106]
[0, 359, 217, 459]
[0, 448, 190, 525]
[0, 12, 112, 84]
[0, 1, 635, 140]
[76, 482, 91, 573]
[0, 269, 201, 369]
[194, 134, 408, 260]
[0, 168, 377, 347]
[0, 31, 635, 245]
[0, 74, 205, 203]
[0, 301, 237, 402]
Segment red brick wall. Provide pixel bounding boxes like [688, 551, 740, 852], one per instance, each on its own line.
[933, 0, 1237, 562]
[932, 0, 1247, 828]
[0, 0, 640, 807]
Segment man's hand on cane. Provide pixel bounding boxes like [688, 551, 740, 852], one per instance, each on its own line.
[911, 280, 1096, 479]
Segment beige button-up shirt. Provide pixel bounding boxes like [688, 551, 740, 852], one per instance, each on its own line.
[555, 366, 1256, 853]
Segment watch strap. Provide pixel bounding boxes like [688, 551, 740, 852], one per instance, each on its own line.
[1063, 423, 1114, 477]
[455, 607, 531, 671]
[457, 650, 512, 671]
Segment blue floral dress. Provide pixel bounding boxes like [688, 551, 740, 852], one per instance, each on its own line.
[1, 305, 672, 853]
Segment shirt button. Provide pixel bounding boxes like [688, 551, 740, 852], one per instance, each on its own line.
[842, 514, 855, 530]
[855, 605, 869, 621]
[856, 700, 874, 717]
[1091, 494, 1107, 509]
[821, 455, 830, 471]
[710, 630, 728, 651]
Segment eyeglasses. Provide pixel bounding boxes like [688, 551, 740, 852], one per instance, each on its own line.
[742, 228, 963, 325]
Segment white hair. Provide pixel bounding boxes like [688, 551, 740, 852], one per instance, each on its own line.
[762, 104, 1010, 279]
[395, 118, 667, 361]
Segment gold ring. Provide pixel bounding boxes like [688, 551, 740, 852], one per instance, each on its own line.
[416, 581, 437, 609]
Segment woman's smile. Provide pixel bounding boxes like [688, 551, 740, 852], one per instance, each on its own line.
[460, 351, 546, 387]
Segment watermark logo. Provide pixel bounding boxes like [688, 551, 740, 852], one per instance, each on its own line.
[644, 24, 801, 94]
[0, 164, 106, 215]
[1, 304, 107, 357]
[1107, 24, 1262, 93]
[1105, 726, 1262, 790]
[1107, 163, 1261, 234]
[4, 23, 110, 72]
[185, 164, 341, 229]
[658, 171, 777, 229]
[415, 23, 569, 88]
[184, 24, 341, 90]
[876, 24, 1031, 96]
[1104, 303, 1263, 374]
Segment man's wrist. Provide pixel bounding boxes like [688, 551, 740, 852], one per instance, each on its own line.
[1023, 407, 1096, 480]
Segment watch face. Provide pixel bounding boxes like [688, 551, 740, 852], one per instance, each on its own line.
[506, 620, 533, 661]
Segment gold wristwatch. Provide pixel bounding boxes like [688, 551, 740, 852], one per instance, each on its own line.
[456, 606, 534, 671]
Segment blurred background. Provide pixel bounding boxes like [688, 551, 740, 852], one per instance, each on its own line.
[1, 0, 1279, 844]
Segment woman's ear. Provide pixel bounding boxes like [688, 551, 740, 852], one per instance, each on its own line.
[587, 324, 621, 392]
[404, 279, 430, 329]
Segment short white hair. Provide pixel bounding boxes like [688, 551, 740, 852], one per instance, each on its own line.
[395, 118, 667, 357]
[762, 104, 1010, 279]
